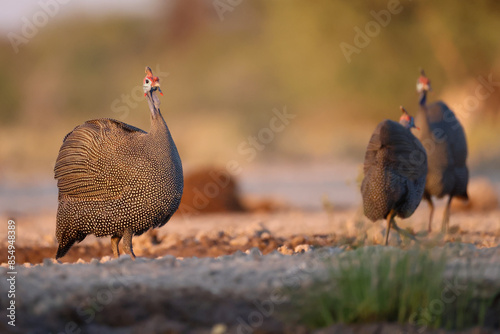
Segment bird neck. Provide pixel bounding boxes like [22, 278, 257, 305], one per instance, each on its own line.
[416, 99, 432, 135]
[150, 108, 167, 133]
[146, 92, 174, 142]
[419, 90, 427, 107]
[145, 92, 164, 131]
[146, 91, 161, 118]
[150, 108, 183, 179]
[149, 105, 177, 148]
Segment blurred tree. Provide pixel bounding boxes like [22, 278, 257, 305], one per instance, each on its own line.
[1, 0, 500, 175]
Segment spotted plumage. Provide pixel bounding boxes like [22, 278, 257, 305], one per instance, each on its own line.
[415, 70, 468, 232]
[361, 107, 427, 245]
[54, 67, 183, 259]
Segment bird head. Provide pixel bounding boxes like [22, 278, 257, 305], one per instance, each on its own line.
[143, 66, 163, 96]
[416, 68, 431, 93]
[399, 106, 419, 130]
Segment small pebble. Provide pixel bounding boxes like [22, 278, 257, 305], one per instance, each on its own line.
[100, 256, 112, 263]
[277, 245, 294, 256]
[294, 244, 312, 253]
[230, 235, 249, 247]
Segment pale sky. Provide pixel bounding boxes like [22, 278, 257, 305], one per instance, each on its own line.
[0, 0, 161, 33]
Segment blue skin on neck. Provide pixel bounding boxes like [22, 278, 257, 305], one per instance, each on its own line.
[419, 89, 427, 106]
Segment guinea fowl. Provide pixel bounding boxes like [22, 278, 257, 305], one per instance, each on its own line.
[54, 66, 183, 259]
[361, 107, 427, 245]
[415, 70, 468, 233]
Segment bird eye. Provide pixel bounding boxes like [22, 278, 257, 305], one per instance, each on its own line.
[145, 79, 150, 84]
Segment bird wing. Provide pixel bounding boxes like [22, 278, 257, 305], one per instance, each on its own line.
[54, 118, 147, 200]
[364, 120, 427, 181]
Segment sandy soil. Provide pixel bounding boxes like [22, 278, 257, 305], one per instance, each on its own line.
[1, 206, 499, 263]
[0, 207, 499, 333]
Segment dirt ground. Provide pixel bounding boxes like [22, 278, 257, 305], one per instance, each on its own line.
[1, 208, 500, 334]
[2, 206, 499, 263]
[1, 180, 500, 334]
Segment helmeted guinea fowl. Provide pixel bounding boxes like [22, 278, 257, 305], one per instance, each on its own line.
[414, 70, 468, 233]
[361, 106, 427, 245]
[54, 66, 183, 259]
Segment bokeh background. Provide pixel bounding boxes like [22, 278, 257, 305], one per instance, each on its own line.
[1, 0, 499, 214]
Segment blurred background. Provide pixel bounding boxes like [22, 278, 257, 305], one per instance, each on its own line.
[1, 0, 499, 215]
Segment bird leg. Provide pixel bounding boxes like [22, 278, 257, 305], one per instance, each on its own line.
[424, 193, 434, 232]
[385, 210, 396, 246]
[385, 209, 418, 246]
[111, 235, 122, 257]
[391, 220, 418, 244]
[441, 195, 453, 233]
[122, 228, 136, 259]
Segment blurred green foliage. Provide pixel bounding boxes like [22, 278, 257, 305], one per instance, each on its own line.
[1, 0, 499, 175]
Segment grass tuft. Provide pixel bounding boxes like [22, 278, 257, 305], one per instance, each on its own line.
[289, 247, 495, 330]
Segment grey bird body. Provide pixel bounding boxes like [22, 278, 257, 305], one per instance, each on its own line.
[361, 114, 427, 244]
[414, 102, 468, 198]
[414, 71, 468, 232]
[54, 68, 183, 259]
